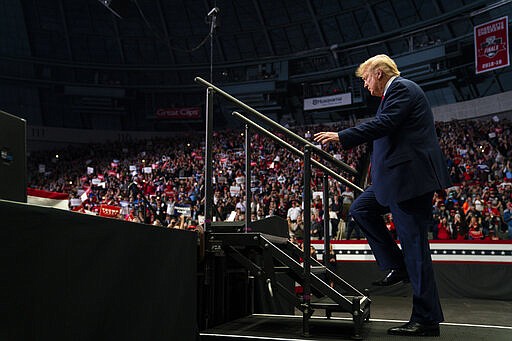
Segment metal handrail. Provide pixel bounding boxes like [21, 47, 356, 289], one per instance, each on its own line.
[196, 77, 368, 337]
[231, 111, 363, 258]
[194, 76, 358, 176]
[232, 112, 363, 193]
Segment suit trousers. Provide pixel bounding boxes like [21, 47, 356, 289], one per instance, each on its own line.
[349, 187, 444, 324]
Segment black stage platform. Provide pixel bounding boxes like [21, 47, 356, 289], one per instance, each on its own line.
[201, 296, 512, 340]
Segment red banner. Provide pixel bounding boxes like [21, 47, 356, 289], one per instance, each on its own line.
[155, 107, 201, 120]
[27, 188, 68, 200]
[27, 188, 69, 210]
[164, 189, 176, 198]
[99, 204, 121, 218]
[474, 16, 509, 74]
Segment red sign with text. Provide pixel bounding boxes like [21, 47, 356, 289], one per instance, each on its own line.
[99, 204, 121, 218]
[155, 107, 201, 120]
[474, 16, 509, 74]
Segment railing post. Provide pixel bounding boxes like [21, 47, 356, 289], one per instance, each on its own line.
[323, 174, 330, 265]
[204, 87, 214, 232]
[231, 111, 363, 193]
[195, 75, 358, 176]
[245, 124, 251, 231]
[302, 145, 312, 337]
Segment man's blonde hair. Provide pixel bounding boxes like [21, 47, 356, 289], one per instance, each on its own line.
[355, 54, 400, 78]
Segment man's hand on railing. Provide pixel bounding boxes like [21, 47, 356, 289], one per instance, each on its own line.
[313, 132, 340, 145]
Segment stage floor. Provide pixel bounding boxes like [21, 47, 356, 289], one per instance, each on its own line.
[200, 296, 512, 340]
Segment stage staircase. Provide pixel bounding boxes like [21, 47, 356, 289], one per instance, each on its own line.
[208, 231, 371, 339]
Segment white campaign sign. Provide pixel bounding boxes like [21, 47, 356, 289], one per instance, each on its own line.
[304, 93, 352, 111]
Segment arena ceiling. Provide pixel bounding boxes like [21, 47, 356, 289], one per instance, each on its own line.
[1, 0, 511, 130]
[19, 0, 505, 65]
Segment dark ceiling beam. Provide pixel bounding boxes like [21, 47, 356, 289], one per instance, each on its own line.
[331, 0, 486, 52]
[32, 1, 41, 56]
[90, 0, 124, 63]
[387, 0, 409, 52]
[410, 0, 422, 22]
[365, 2, 382, 33]
[348, 10, 368, 60]
[58, 0, 73, 61]
[97, 0, 125, 64]
[329, 12, 345, 67]
[409, 0, 428, 47]
[305, 0, 327, 47]
[365, 1, 392, 54]
[112, 16, 125, 64]
[231, 1, 244, 32]
[283, 26, 293, 54]
[387, 0, 401, 27]
[350, 10, 364, 40]
[431, 0, 456, 39]
[230, 3, 245, 61]
[156, 0, 177, 65]
[251, 0, 276, 55]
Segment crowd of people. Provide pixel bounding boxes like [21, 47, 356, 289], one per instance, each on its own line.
[27, 117, 512, 241]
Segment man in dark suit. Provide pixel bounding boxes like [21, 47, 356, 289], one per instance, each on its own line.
[314, 54, 451, 337]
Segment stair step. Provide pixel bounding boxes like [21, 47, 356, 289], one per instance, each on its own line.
[274, 265, 326, 275]
[310, 295, 370, 311]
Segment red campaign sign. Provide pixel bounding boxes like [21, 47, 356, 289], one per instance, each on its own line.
[164, 189, 176, 198]
[474, 16, 510, 74]
[99, 204, 121, 218]
[155, 107, 201, 120]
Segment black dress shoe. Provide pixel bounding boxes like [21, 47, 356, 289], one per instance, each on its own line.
[372, 269, 409, 286]
[388, 321, 440, 336]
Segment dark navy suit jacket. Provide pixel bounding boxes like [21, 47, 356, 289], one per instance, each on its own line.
[338, 77, 451, 205]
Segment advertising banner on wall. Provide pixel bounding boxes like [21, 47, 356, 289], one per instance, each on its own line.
[474, 16, 509, 74]
[155, 107, 201, 120]
[304, 93, 352, 111]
